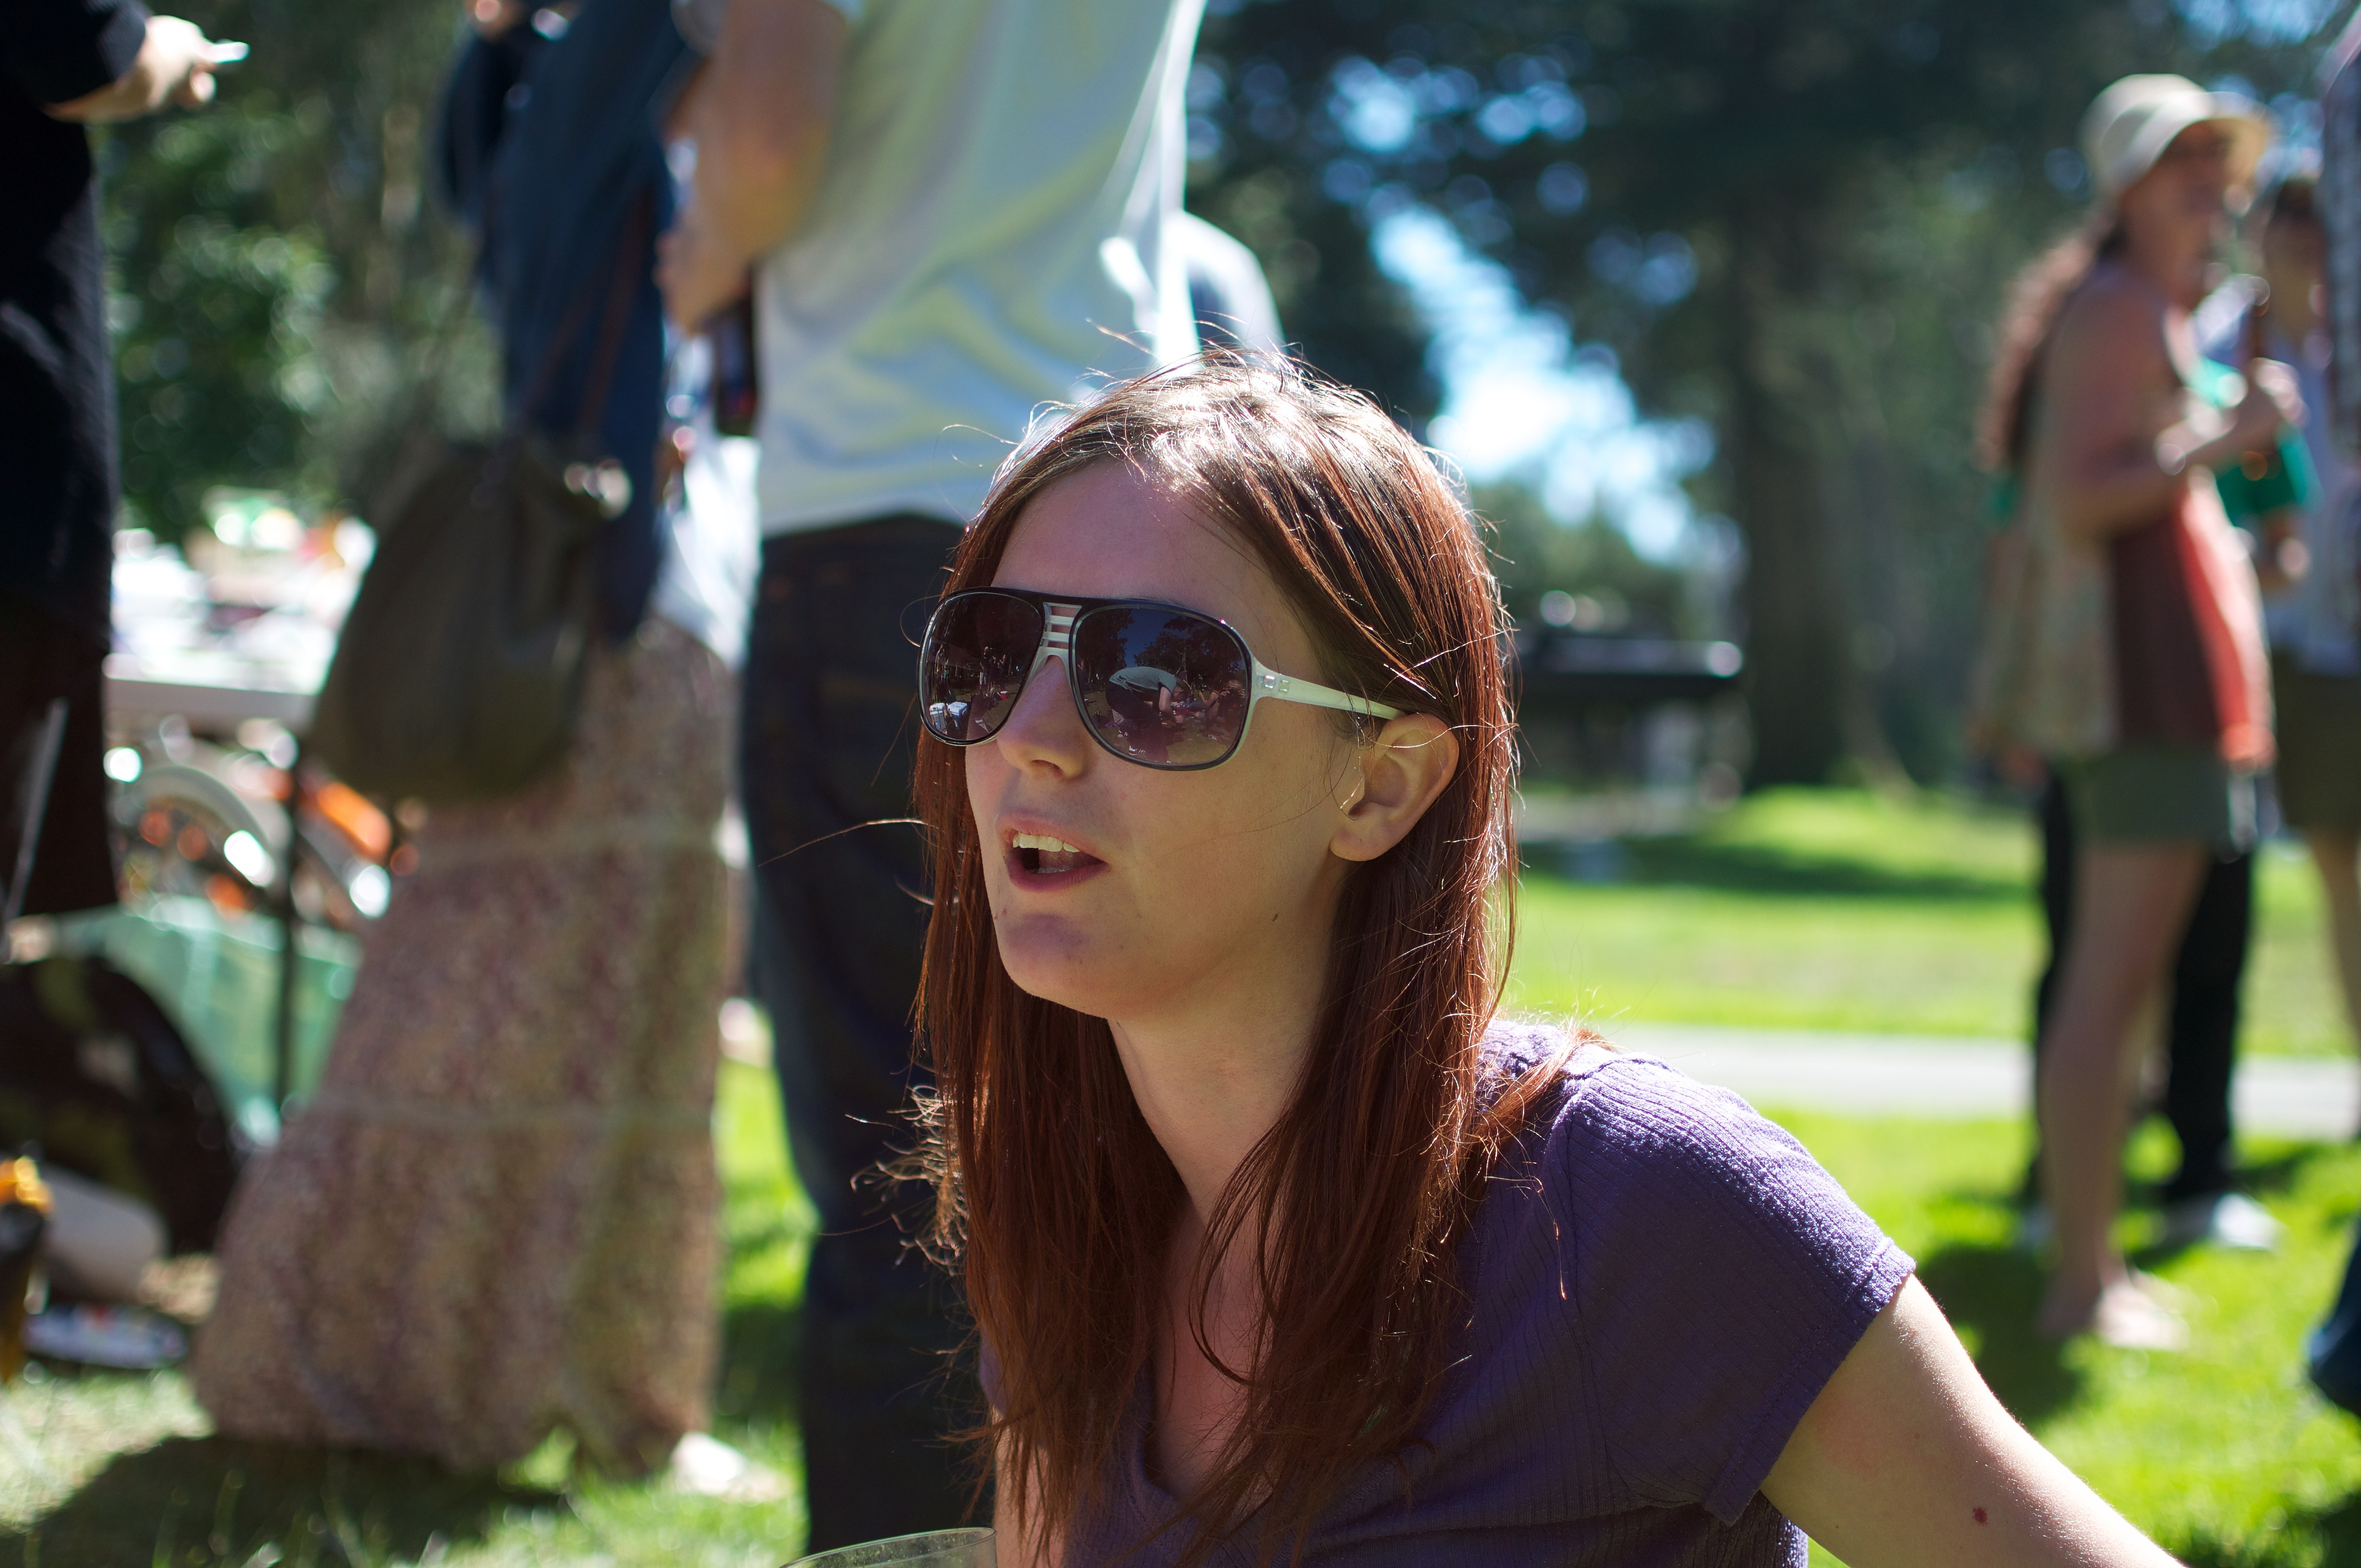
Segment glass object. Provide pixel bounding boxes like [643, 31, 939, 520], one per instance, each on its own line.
[783, 1529, 995, 1568]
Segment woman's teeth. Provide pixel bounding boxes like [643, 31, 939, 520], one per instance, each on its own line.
[1012, 831, 1091, 874]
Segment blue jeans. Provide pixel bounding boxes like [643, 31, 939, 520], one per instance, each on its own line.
[740, 516, 980, 1548]
[2311, 1223, 2361, 1415]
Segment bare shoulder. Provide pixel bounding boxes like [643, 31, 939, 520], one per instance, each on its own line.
[2047, 266, 2169, 375]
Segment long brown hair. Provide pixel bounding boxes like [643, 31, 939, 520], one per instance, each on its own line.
[910, 356, 1560, 1563]
[1977, 210, 2124, 473]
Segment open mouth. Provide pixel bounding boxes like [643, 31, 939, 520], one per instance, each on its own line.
[1011, 830, 1101, 876]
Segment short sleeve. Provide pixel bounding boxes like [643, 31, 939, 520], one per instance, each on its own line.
[5, 0, 151, 107]
[1552, 1056, 1912, 1524]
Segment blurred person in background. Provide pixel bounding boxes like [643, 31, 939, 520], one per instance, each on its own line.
[1983, 179, 2344, 1264]
[2201, 168, 2361, 1084]
[4, 3, 224, 925]
[2003, 776, 2270, 1253]
[659, 0, 1205, 1544]
[1976, 75, 2288, 1348]
[193, 0, 763, 1489]
[2298, 19, 2361, 1418]
[1176, 209, 1285, 357]
[6, 8, 229, 1325]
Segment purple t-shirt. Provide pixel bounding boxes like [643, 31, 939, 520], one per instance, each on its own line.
[995, 1026, 1914, 1565]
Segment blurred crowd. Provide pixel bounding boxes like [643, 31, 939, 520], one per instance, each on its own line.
[1967, 66, 2361, 1354]
[7, 0, 1277, 1538]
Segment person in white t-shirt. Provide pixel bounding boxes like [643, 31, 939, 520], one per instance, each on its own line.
[657, 0, 1204, 1547]
[1176, 208, 1286, 355]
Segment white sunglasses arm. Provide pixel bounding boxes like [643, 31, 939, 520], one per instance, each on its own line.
[1249, 661, 1403, 721]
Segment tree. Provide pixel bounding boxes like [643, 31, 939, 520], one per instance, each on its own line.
[1191, 0, 2337, 783]
[99, 0, 491, 543]
[1476, 481, 1694, 636]
[102, 0, 2341, 786]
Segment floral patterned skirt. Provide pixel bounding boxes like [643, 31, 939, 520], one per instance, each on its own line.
[192, 617, 733, 1475]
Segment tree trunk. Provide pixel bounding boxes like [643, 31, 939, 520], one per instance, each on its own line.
[1726, 214, 1855, 786]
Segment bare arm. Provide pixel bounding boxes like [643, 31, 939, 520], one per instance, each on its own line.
[2033, 279, 2297, 541]
[1763, 1277, 2178, 1567]
[46, 15, 219, 122]
[657, 0, 847, 330]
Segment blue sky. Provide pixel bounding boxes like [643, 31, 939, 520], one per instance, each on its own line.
[1370, 203, 1714, 561]
[1288, 6, 2341, 568]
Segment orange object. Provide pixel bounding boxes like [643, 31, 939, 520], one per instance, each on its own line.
[0, 1160, 54, 1217]
[206, 874, 254, 914]
[0, 1159, 51, 1384]
[313, 780, 393, 860]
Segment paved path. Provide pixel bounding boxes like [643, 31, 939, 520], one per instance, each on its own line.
[1601, 1021, 2361, 1141]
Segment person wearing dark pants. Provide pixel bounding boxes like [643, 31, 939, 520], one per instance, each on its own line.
[660, 0, 1204, 1546]
[3, 2, 224, 923]
[739, 516, 966, 1542]
[2026, 772, 2280, 1249]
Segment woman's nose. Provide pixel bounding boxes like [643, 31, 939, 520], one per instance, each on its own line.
[994, 656, 1092, 773]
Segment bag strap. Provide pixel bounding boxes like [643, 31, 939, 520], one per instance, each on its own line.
[509, 182, 659, 450]
[3, 699, 69, 926]
[406, 266, 479, 426]
[573, 186, 657, 447]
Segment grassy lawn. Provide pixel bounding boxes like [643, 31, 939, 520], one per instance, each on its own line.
[1784, 1108, 2361, 1568]
[0, 1059, 817, 1566]
[1511, 788, 2354, 1058]
[2, 786, 2355, 1563]
[5, 1068, 2358, 1564]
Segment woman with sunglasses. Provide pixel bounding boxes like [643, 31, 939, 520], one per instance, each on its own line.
[907, 357, 2176, 1566]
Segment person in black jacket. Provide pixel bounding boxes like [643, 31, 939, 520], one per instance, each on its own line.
[2, 2, 225, 921]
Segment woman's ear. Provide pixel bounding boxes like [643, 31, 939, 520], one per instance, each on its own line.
[1330, 714, 1459, 864]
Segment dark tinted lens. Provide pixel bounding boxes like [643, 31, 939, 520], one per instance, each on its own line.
[921, 593, 1043, 743]
[1070, 606, 1251, 767]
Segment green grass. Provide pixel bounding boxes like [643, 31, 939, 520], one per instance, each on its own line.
[1778, 1108, 2361, 1567]
[4, 786, 2359, 1562]
[9, 1071, 2361, 1565]
[0, 1059, 818, 1566]
[1511, 788, 2355, 1058]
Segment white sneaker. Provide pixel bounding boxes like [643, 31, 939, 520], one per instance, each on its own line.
[2037, 1276, 2190, 1349]
[669, 1431, 789, 1501]
[2161, 1191, 2283, 1251]
[2090, 1279, 2190, 1351]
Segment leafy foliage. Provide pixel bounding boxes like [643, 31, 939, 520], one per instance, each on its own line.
[1475, 480, 1695, 636]
[95, 0, 2354, 778]
[99, 0, 493, 542]
[1189, 0, 2342, 781]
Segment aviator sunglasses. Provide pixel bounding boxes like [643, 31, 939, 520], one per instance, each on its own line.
[918, 587, 1403, 770]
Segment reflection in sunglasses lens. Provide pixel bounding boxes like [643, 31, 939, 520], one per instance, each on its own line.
[1072, 607, 1250, 767]
[923, 594, 1042, 742]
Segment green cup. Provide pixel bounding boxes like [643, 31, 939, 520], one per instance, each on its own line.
[784, 1529, 995, 1568]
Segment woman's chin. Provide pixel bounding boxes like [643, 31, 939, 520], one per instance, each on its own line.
[994, 924, 1125, 1015]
